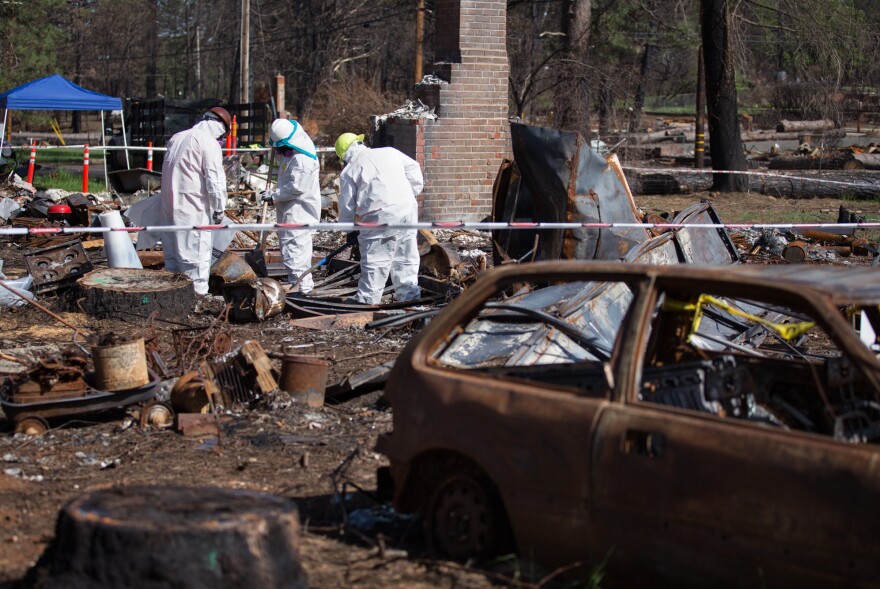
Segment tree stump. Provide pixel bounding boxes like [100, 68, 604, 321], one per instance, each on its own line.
[75, 267, 195, 319]
[21, 486, 307, 589]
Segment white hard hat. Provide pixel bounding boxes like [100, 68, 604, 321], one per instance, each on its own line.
[270, 119, 297, 148]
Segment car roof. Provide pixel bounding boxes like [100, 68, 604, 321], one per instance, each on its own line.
[490, 261, 880, 307]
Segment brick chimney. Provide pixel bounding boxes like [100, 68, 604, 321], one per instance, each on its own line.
[375, 0, 510, 221]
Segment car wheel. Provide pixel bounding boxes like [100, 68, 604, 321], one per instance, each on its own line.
[426, 471, 504, 561]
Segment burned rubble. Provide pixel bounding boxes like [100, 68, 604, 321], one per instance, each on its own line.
[2, 122, 880, 588]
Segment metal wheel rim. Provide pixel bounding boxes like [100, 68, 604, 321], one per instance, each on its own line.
[15, 415, 49, 436]
[142, 404, 173, 428]
[431, 475, 495, 560]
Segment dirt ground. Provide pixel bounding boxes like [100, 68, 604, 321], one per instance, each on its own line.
[1, 190, 878, 588]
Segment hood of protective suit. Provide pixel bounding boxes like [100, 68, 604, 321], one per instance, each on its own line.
[195, 119, 227, 141]
[343, 142, 366, 164]
[279, 122, 317, 160]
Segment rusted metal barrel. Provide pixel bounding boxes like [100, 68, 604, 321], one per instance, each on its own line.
[280, 355, 330, 408]
[208, 250, 257, 294]
[92, 338, 149, 391]
[783, 240, 809, 264]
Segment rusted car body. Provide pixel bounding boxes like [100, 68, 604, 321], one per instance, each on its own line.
[378, 261, 880, 588]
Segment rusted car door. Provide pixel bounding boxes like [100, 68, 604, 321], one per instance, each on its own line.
[592, 404, 880, 587]
[413, 277, 646, 569]
[589, 288, 880, 588]
[431, 370, 609, 569]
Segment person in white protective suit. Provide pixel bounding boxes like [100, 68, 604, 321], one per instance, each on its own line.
[335, 133, 423, 305]
[262, 119, 321, 293]
[159, 106, 231, 295]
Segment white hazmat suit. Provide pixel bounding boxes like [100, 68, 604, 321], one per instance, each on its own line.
[265, 121, 321, 293]
[338, 143, 423, 305]
[159, 119, 227, 294]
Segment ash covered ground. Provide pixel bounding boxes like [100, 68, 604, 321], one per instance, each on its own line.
[1, 194, 880, 587]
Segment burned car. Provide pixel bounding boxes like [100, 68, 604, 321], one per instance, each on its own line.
[378, 261, 880, 588]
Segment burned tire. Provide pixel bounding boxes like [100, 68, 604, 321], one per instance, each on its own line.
[426, 470, 509, 561]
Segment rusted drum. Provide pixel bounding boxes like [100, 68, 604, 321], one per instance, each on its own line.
[208, 250, 257, 295]
[280, 355, 330, 408]
[783, 240, 809, 264]
[92, 338, 149, 391]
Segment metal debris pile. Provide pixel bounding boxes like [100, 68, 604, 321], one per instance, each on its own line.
[372, 100, 438, 130]
[0, 312, 285, 436]
[0, 339, 158, 436]
[723, 205, 879, 265]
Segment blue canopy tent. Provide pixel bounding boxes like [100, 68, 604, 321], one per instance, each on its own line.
[0, 74, 130, 184]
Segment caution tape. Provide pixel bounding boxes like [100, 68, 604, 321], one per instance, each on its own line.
[665, 294, 816, 342]
[2, 220, 880, 236]
[5, 145, 336, 154]
[623, 165, 880, 190]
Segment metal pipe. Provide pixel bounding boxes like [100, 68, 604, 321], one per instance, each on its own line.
[0, 108, 7, 155]
[101, 111, 110, 191]
[120, 110, 130, 169]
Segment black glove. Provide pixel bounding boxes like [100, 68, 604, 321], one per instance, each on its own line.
[346, 230, 360, 243]
[211, 211, 224, 225]
[260, 190, 274, 203]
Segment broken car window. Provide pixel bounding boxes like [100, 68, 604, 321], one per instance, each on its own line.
[638, 291, 880, 444]
[432, 279, 637, 396]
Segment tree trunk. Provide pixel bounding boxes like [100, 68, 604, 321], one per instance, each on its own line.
[700, 0, 748, 191]
[629, 42, 655, 133]
[74, 268, 195, 320]
[775, 119, 836, 132]
[20, 486, 306, 589]
[768, 155, 869, 171]
[145, 0, 159, 98]
[630, 0, 658, 134]
[741, 128, 845, 141]
[751, 172, 880, 198]
[624, 169, 880, 199]
[598, 78, 612, 139]
[553, 0, 591, 134]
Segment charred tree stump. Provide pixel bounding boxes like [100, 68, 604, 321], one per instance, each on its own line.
[74, 268, 195, 319]
[21, 486, 306, 589]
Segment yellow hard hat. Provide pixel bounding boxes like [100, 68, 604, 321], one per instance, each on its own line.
[335, 133, 365, 162]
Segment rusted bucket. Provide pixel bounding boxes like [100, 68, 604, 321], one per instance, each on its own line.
[280, 355, 330, 408]
[92, 338, 149, 392]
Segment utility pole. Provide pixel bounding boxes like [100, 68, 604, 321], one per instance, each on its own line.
[695, 48, 705, 169]
[414, 0, 425, 84]
[240, 0, 250, 104]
